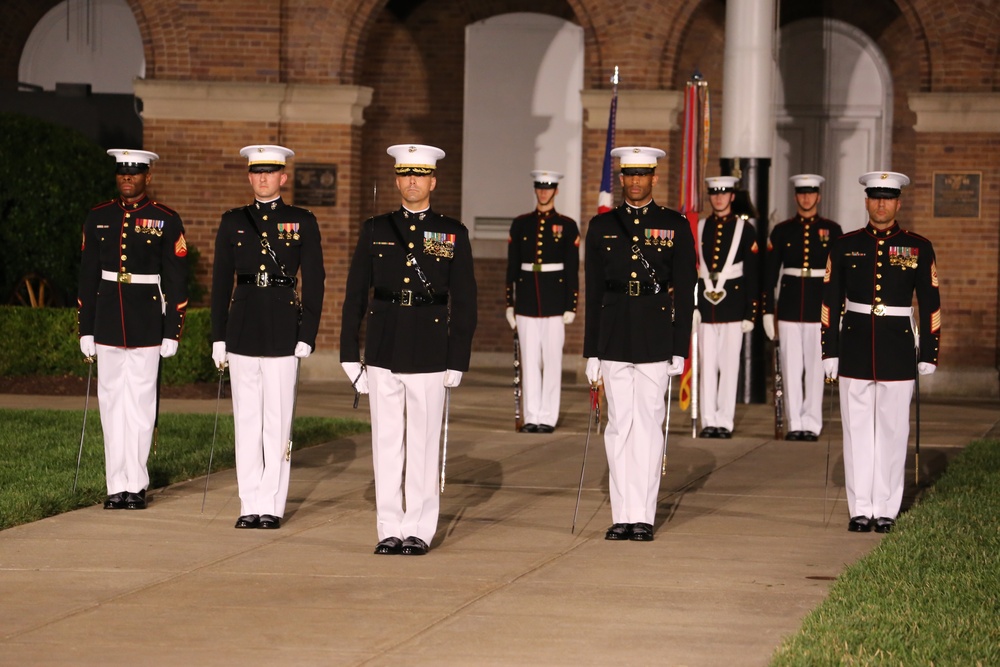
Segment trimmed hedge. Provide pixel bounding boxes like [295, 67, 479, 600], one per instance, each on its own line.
[0, 305, 216, 384]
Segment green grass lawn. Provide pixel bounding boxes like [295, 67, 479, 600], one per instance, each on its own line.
[771, 439, 1000, 666]
[0, 408, 370, 530]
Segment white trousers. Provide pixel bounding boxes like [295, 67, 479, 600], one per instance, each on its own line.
[698, 321, 743, 431]
[777, 321, 824, 434]
[516, 314, 564, 426]
[839, 376, 913, 520]
[96, 344, 159, 494]
[601, 359, 669, 525]
[228, 353, 297, 518]
[367, 366, 446, 543]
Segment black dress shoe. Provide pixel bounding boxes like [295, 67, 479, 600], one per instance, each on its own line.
[520, 423, 540, 433]
[874, 517, 895, 533]
[536, 424, 555, 433]
[785, 431, 803, 441]
[374, 537, 403, 555]
[235, 514, 260, 529]
[801, 431, 819, 442]
[258, 514, 281, 529]
[716, 427, 732, 439]
[103, 492, 127, 510]
[604, 523, 632, 540]
[698, 427, 719, 439]
[124, 489, 147, 510]
[401, 536, 429, 555]
[848, 515, 872, 532]
[629, 522, 654, 542]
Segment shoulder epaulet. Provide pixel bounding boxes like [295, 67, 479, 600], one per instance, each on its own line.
[91, 199, 117, 211]
[150, 201, 178, 216]
[841, 228, 865, 239]
[901, 229, 932, 243]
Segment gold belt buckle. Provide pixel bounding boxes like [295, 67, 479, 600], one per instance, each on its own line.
[628, 280, 641, 296]
[801, 268, 812, 278]
[256, 272, 270, 287]
[400, 289, 413, 306]
[117, 272, 132, 284]
[872, 303, 886, 316]
[533, 263, 542, 272]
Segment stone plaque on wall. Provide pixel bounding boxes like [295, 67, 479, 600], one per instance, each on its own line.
[294, 164, 337, 207]
[933, 172, 980, 218]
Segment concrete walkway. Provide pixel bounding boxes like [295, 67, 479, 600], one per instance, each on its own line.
[0, 368, 997, 666]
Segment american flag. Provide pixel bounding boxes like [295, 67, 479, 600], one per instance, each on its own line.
[597, 67, 619, 214]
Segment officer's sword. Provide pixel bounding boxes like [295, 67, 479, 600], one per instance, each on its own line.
[823, 376, 836, 524]
[572, 382, 600, 533]
[286, 358, 301, 462]
[661, 376, 673, 476]
[72, 356, 95, 492]
[440, 387, 451, 493]
[201, 365, 227, 513]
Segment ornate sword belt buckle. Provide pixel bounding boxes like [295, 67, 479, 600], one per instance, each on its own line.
[400, 289, 413, 306]
[255, 272, 270, 287]
[117, 272, 132, 284]
[872, 303, 886, 316]
[628, 280, 641, 296]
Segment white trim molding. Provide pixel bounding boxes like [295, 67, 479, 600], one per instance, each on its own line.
[133, 79, 374, 126]
[909, 93, 1000, 133]
[580, 89, 683, 131]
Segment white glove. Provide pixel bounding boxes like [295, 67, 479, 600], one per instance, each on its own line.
[666, 355, 685, 376]
[741, 319, 754, 334]
[763, 314, 775, 340]
[80, 335, 96, 358]
[505, 306, 517, 330]
[294, 342, 312, 358]
[444, 370, 463, 388]
[823, 357, 839, 380]
[160, 338, 178, 358]
[563, 311, 575, 325]
[917, 362, 936, 376]
[341, 361, 369, 394]
[585, 357, 601, 384]
[692, 309, 701, 327]
[212, 341, 227, 369]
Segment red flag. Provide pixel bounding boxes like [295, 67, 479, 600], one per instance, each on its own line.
[678, 76, 710, 412]
[597, 68, 619, 214]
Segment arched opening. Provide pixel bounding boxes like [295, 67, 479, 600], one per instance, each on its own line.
[773, 18, 893, 232]
[461, 13, 584, 245]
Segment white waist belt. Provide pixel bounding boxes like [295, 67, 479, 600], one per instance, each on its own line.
[845, 299, 912, 317]
[521, 263, 565, 272]
[101, 270, 160, 285]
[781, 267, 823, 278]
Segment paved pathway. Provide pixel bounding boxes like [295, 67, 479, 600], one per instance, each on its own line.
[1, 369, 996, 666]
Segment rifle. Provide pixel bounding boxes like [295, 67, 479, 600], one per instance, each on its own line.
[513, 330, 524, 432]
[773, 337, 785, 439]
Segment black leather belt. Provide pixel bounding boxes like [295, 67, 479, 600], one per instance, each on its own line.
[374, 287, 448, 306]
[237, 272, 297, 288]
[605, 279, 666, 296]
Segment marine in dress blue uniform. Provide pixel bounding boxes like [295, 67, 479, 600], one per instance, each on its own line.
[505, 170, 580, 433]
[583, 146, 697, 542]
[78, 149, 188, 511]
[695, 176, 760, 438]
[821, 171, 941, 534]
[211, 145, 326, 530]
[341, 144, 478, 556]
[762, 174, 843, 441]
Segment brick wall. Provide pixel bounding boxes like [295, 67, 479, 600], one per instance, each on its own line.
[1, 0, 998, 383]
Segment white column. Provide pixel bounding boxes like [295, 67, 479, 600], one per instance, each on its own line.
[720, 0, 777, 159]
